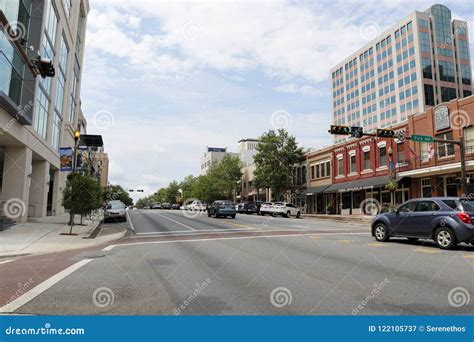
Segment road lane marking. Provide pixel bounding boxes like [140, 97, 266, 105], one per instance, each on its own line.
[0, 259, 16, 265]
[310, 236, 322, 240]
[151, 212, 197, 231]
[463, 255, 474, 259]
[413, 248, 441, 254]
[219, 221, 258, 230]
[135, 228, 256, 235]
[126, 211, 135, 231]
[337, 239, 354, 244]
[367, 242, 387, 247]
[108, 232, 370, 249]
[0, 259, 93, 313]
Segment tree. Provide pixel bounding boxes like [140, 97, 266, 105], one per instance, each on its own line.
[191, 175, 221, 204]
[209, 154, 242, 200]
[103, 184, 133, 206]
[253, 129, 304, 200]
[62, 173, 103, 232]
[179, 175, 197, 201]
[165, 181, 180, 204]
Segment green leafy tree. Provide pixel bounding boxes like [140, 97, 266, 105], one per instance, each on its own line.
[152, 188, 167, 203]
[63, 173, 103, 232]
[179, 175, 197, 200]
[103, 184, 133, 206]
[165, 181, 180, 204]
[253, 129, 303, 200]
[191, 175, 221, 204]
[209, 154, 242, 200]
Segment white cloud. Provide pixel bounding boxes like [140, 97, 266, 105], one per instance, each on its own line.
[273, 83, 326, 96]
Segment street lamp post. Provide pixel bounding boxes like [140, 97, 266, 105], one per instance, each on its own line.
[68, 128, 81, 228]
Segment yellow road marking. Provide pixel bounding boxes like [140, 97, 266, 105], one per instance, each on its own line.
[337, 239, 353, 244]
[220, 221, 258, 230]
[310, 236, 322, 240]
[413, 248, 441, 254]
[463, 255, 474, 259]
[367, 242, 387, 247]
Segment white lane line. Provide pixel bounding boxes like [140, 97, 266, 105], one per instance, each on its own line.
[291, 226, 367, 231]
[0, 259, 16, 265]
[0, 259, 93, 313]
[102, 245, 115, 251]
[135, 228, 257, 235]
[150, 212, 197, 231]
[107, 232, 369, 249]
[126, 211, 135, 231]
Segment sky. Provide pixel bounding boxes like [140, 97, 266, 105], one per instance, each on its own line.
[81, 0, 474, 202]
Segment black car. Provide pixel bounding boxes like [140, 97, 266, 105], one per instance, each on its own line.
[371, 197, 474, 250]
[208, 200, 237, 219]
[237, 201, 259, 214]
[162, 202, 172, 209]
[171, 204, 180, 210]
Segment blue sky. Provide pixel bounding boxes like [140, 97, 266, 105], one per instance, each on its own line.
[81, 0, 474, 201]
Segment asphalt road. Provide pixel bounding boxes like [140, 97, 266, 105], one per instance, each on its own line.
[10, 209, 474, 315]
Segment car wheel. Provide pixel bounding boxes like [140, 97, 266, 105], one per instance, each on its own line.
[434, 227, 457, 250]
[231, 215, 236, 219]
[207, 212, 211, 217]
[407, 237, 418, 242]
[374, 223, 390, 242]
[285, 211, 290, 218]
[296, 211, 301, 218]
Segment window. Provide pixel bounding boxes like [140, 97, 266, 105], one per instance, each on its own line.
[363, 150, 371, 170]
[424, 84, 435, 106]
[438, 60, 455, 83]
[436, 132, 455, 158]
[396, 143, 405, 163]
[62, 0, 72, 16]
[441, 87, 456, 102]
[399, 201, 417, 212]
[316, 164, 320, 178]
[311, 165, 315, 179]
[34, 88, 49, 139]
[465, 127, 474, 154]
[326, 161, 331, 177]
[337, 158, 343, 176]
[421, 178, 432, 198]
[379, 146, 387, 167]
[419, 31, 430, 52]
[350, 154, 356, 173]
[416, 201, 440, 212]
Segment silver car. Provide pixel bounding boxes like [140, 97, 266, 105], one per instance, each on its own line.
[104, 201, 127, 222]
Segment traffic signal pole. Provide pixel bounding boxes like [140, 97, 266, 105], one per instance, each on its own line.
[329, 125, 470, 196]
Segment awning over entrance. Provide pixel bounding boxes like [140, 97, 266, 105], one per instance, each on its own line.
[323, 176, 402, 193]
[301, 185, 330, 196]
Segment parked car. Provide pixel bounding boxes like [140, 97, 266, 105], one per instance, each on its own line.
[259, 202, 274, 216]
[104, 201, 127, 222]
[187, 200, 207, 211]
[162, 202, 172, 210]
[207, 200, 237, 219]
[150, 203, 162, 209]
[171, 204, 180, 210]
[272, 202, 301, 218]
[371, 197, 474, 250]
[237, 201, 259, 214]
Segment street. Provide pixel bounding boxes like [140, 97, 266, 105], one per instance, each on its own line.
[1, 210, 472, 315]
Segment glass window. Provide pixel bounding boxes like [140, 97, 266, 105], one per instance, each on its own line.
[363, 150, 371, 170]
[399, 201, 417, 212]
[464, 126, 474, 154]
[337, 158, 343, 176]
[326, 161, 331, 177]
[421, 178, 432, 198]
[436, 132, 454, 158]
[397, 143, 405, 163]
[416, 201, 440, 212]
[350, 154, 356, 173]
[379, 146, 387, 167]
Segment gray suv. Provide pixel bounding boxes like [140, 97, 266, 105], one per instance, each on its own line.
[371, 197, 474, 250]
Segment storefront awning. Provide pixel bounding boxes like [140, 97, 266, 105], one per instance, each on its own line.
[301, 185, 330, 196]
[323, 176, 402, 193]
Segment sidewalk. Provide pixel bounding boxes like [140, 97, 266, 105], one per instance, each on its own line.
[0, 213, 128, 258]
[301, 213, 374, 224]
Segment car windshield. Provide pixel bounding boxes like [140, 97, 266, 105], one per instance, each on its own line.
[107, 203, 123, 209]
[459, 200, 474, 212]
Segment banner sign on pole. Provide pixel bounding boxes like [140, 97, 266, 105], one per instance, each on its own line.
[59, 148, 73, 172]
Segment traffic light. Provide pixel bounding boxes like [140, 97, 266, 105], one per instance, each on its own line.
[329, 125, 351, 135]
[376, 129, 395, 138]
[32, 57, 55, 78]
[351, 126, 363, 138]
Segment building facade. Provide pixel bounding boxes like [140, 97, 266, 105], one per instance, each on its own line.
[0, 0, 90, 222]
[331, 4, 471, 144]
[200, 146, 235, 175]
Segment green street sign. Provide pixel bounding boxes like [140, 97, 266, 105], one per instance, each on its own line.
[411, 134, 434, 143]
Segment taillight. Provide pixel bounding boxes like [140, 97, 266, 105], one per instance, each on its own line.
[456, 212, 472, 224]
